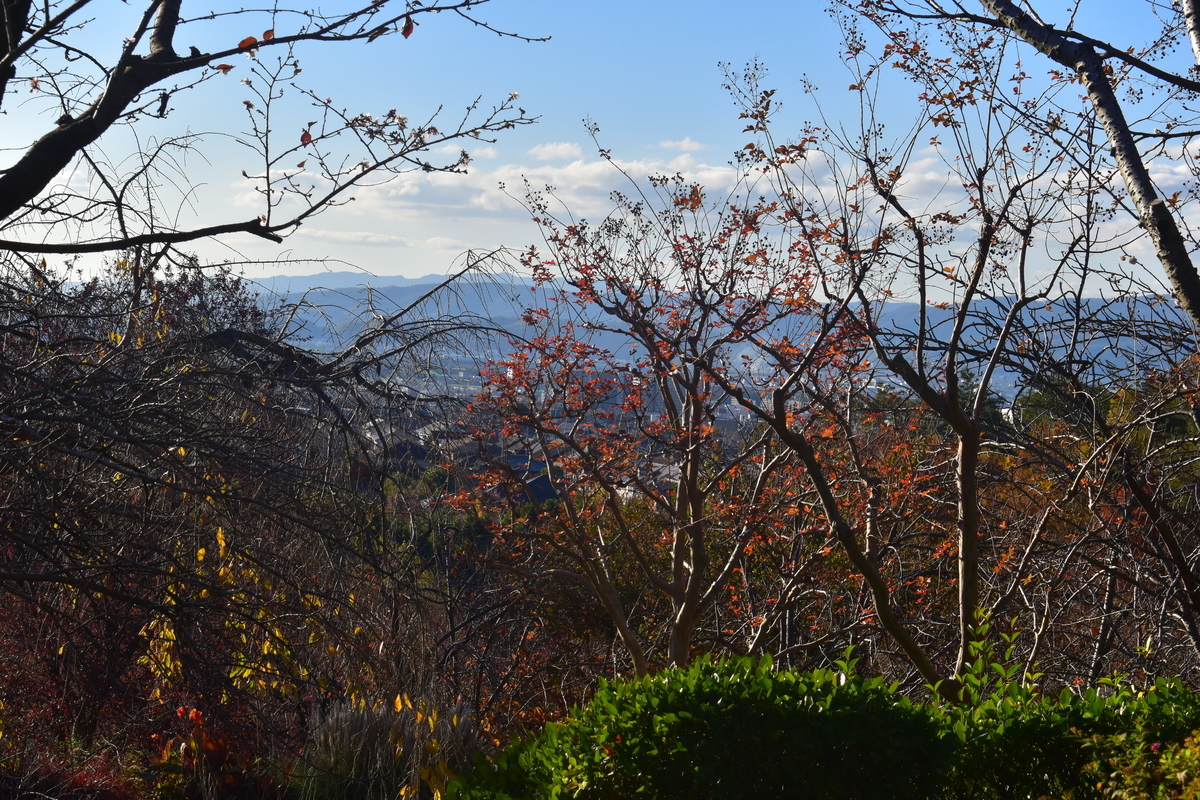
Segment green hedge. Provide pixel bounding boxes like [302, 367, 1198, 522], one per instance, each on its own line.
[934, 676, 1200, 799]
[450, 653, 1200, 800]
[937, 630, 1200, 799]
[451, 655, 947, 800]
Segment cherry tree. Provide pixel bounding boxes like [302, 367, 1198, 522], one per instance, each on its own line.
[477, 36, 1200, 696]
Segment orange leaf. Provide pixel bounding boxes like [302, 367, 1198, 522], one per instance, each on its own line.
[401, 16, 414, 38]
[213, 64, 234, 74]
[300, 130, 312, 146]
[262, 29, 275, 41]
[238, 36, 258, 49]
[296, 160, 306, 169]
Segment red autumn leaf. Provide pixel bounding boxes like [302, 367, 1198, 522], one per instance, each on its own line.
[262, 29, 275, 41]
[300, 130, 313, 146]
[401, 17, 414, 38]
[238, 36, 258, 49]
[213, 64, 235, 74]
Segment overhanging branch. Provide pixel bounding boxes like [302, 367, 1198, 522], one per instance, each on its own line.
[0, 218, 285, 253]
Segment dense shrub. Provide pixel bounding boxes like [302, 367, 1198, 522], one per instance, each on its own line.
[937, 632, 1200, 799]
[450, 650, 1200, 800]
[932, 679, 1200, 799]
[1086, 729, 1200, 799]
[450, 655, 949, 800]
[0, 746, 142, 800]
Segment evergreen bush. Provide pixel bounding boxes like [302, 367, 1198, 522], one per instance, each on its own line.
[451, 655, 948, 800]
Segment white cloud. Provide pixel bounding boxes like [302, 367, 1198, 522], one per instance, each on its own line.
[289, 229, 469, 249]
[219, 153, 744, 277]
[433, 144, 495, 159]
[424, 236, 470, 249]
[345, 153, 741, 225]
[527, 142, 584, 160]
[658, 137, 708, 152]
[291, 229, 414, 246]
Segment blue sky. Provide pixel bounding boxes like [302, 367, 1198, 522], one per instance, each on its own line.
[176, 0, 866, 279]
[4, 0, 1170, 281]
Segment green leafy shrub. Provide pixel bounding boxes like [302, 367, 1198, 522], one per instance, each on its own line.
[452, 635, 1200, 800]
[932, 627, 1091, 799]
[450, 654, 949, 800]
[935, 624, 1200, 799]
[936, 685, 1100, 799]
[1076, 691, 1200, 800]
[1090, 730, 1200, 799]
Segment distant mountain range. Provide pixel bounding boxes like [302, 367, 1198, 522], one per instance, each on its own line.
[251, 271, 458, 294]
[251, 271, 541, 352]
[254, 273, 1196, 400]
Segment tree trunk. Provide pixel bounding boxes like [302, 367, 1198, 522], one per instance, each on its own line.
[978, 0, 1200, 330]
[955, 430, 982, 677]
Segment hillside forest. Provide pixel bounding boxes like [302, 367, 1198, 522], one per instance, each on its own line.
[7, 0, 1200, 798]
